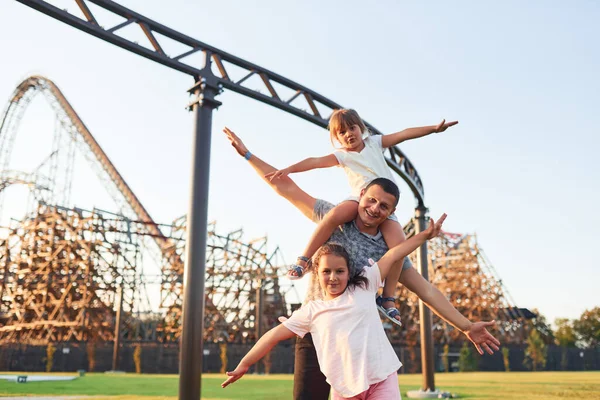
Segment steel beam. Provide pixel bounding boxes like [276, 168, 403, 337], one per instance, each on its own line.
[14, 0, 426, 204]
[178, 77, 221, 399]
[415, 206, 435, 390]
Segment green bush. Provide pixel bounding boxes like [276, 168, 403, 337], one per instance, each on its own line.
[442, 344, 450, 372]
[458, 342, 478, 372]
[524, 329, 547, 371]
[502, 347, 510, 371]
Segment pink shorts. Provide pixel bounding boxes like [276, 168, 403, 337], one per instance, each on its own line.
[331, 372, 401, 399]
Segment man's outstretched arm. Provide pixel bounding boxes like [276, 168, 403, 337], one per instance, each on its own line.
[224, 127, 317, 220]
[399, 267, 501, 355]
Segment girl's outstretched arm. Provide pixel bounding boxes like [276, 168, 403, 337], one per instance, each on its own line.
[265, 154, 339, 181]
[381, 120, 458, 148]
[221, 324, 296, 388]
[376, 214, 446, 281]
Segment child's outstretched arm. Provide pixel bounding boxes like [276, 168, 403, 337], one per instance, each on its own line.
[376, 214, 446, 281]
[265, 154, 339, 181]
[221, 324, 295, 388]
[381, 119, 458, 148]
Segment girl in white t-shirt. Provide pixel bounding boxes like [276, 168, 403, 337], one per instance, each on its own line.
[221, 214, 448, 399]
[265, 108, 457, 324]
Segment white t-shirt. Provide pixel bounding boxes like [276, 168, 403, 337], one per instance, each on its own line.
[283, 263, 402, 397]
[334, 135, 396, 197]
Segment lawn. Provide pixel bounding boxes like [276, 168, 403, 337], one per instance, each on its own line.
[0, 371, 599, 399]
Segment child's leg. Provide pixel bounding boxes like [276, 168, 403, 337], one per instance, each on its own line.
[331, 372, 402, 400]
[331, 373, 400, 400]
[364, 372, 401, 399]
[379, 218, 407, 323]
[289, 201, 358, 278]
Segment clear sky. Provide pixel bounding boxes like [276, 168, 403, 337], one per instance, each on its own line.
[1, 0, 598, 326]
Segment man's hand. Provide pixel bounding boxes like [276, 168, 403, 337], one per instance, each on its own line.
[265, 168, 291, 181]
[424, 213, 447, 240]
[434, 119, 459, 133]
[464, 321, 501, 355]
[223, 127, 249, 157]
[221, 364, 249, 388]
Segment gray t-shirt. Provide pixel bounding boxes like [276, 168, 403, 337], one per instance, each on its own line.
[305, 199, 413, 302]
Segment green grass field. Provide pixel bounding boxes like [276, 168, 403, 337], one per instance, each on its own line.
[0, 371, 599, 399]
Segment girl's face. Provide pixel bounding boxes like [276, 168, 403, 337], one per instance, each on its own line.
[317, 254, 350, 300]
[335, 124, 364, 151]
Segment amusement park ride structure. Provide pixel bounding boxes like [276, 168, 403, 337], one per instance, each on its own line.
[3, 1, 531, 398]
[0, 75, 288, 356]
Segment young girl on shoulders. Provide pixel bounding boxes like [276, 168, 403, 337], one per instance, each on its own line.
[265, 109, 457, 323]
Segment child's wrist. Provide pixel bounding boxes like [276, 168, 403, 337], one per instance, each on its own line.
[238, 361, 250, 371]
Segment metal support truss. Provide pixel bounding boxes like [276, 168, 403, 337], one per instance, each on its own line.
[15, 0, 425, 203]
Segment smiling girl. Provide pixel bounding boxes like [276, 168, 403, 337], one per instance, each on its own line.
[220, 214, 481, 399]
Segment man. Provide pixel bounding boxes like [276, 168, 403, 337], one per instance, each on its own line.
[224, 127, 500, 400]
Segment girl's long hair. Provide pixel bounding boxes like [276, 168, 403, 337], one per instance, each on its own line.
[312, 243, 369, 292]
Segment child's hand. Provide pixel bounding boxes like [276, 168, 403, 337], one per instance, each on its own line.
[221, 364, 249, 388]
[223, 127, 249, 157]
[434, 119, 459, 133]
[265, 168, 290, 181]
[424, 213, 447, 239]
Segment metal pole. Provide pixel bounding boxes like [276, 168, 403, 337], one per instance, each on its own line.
[178, 77, 221, 400]
[112, 283, 124, 371]
[415, 205, 435, 391]
[255, 281, 263, 374]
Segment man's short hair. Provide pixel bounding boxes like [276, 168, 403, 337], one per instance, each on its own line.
[364, 178, 400, 206]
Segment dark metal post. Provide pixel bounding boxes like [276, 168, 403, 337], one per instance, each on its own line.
[255, 281, 264, 373]
[178, 76, 221, 400]
[415, 205, 435, 391]
[112, 283, 124, 371]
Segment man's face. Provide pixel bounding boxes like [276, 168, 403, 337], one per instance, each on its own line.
[357, 185, 397, 228]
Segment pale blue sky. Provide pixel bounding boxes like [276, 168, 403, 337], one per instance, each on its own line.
[1, 0, 598, 325]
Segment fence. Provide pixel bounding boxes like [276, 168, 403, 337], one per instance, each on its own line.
[0, 342, 598, 374]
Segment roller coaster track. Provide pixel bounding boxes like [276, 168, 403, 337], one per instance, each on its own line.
[15, 0, 426, 204]
[0, 75, 173, 254]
